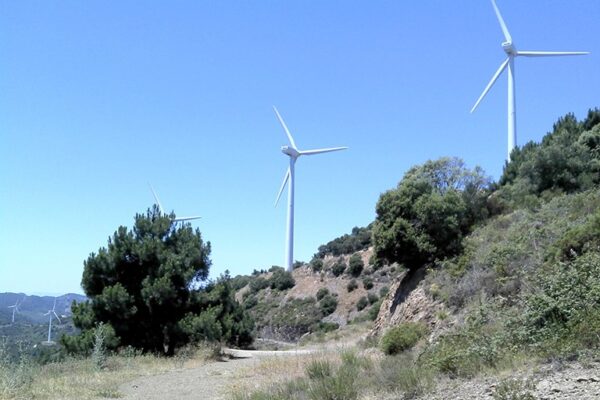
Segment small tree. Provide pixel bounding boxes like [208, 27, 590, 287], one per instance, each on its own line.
[319, 295, 338, 316]
[347, 254, 364, 277]
[347, 279, 358, 292]
[332, 260, 347, 277]
[269, 269, 295, 290]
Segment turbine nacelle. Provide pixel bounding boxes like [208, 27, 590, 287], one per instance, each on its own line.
[502, 41, 517, 56]
[281, 145, 300, 158]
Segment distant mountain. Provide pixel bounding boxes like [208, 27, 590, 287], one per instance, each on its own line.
[0, 292, 87, 325]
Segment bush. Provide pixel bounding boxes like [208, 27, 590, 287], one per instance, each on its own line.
[314, 322, 340, 334]
[306, 360, 332, 380]
[331, 260, 347, 277]
[319, 295, 338, 316]
[372, 157, 491, 269]
[347, 279, 358, 292]
[492, 378, 536, 400]
[362, 277, 374, 290]
[356, 297, 368, 311]
[249, 277, 269, 293]
[380, 323, 427, 355]
[269, 269, 295, 291]
[377, 354, 433, 399]
[348, 254, 364, 277]
[316, 287, 329, 301]
[379, 286, 390, 297]
[368, 299, 383, 321]
[367, 293, 379, 304]
[310, 258, 324, 272]
[315, 225, 373, 258]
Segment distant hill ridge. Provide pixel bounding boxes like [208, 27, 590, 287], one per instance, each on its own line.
[0, 292, 86, 325]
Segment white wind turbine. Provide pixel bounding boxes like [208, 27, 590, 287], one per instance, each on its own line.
[44, 298, 61, 344]
[273, 106, 348, 272]
[149, 184, 201, 223]
[7, 297, 22, 324]
[471, 0, 589, 161]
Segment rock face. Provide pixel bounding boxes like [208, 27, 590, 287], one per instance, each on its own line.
[370, 267, 451, 338]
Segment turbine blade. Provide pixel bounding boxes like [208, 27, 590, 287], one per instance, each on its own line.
[275, 168, 290, 207]
[44, 311, 51, 316]
[517, 51, 589, 57]
[149, 183, 165, 215]
[471, 58, 510, 113]
[491, 0, 512, 44]
[53, 312, 61, 324]
[173, 216, 202, 222]
[273, 106, 298, 149]
[300, 147, 349, 156]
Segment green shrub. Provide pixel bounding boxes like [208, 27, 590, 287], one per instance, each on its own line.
[348, 254, 364, 277]
[367, 293, 379, 304]
[319, 295, 338, 316]
[249, 277, 269, 293]
[314, 322, 339, 333]
[310, 259, 324, 272]
[356, 296, 368, 311]
[368, 299, 383, 321]
[331, 261, 346, 277]
[380, 323, 427, 355]
[347, 279, 358, 292]
[362, 277, 374, 290]
[316, 287, 329, 301]
[379, 286, 390, 297]
[269, 269, 295, 290]
[377, 354, 433, 399]
[306, 360, 332, 380]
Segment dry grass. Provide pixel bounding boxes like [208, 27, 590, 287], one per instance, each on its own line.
[1, 344, 219, 400]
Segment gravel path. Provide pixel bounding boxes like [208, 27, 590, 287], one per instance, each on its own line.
[119, 347, 320, 400]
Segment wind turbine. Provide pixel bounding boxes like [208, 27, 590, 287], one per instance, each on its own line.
[149, 183, 201, 223]
[471, 0, 589, 161]
[273, 106, 348, 272]
[44, 298, 61, 344]
[7, 298, 22, 324]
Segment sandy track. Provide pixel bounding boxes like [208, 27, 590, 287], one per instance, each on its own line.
[119, 347, 321, 400]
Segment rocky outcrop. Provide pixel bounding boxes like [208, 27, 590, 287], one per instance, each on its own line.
[370, 267, 452, 338]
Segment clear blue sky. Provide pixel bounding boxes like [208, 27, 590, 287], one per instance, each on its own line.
[1, 1, 598, 295]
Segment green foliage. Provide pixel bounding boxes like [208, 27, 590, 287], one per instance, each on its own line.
[522, 251, 600, 353]
[552, 210, 600, 261]
[380, 323, 427, 355]
[373, 157, 491, 270]
[367, 293, 379, 304]
[377, 354, 433, 399]
[310, 258, 323, 272]
[319, 295, 338, 316]
[66, 207, 253, 355]
[346, 279, 358, 292]
[91, 323, 107, 371]
[356, 296, 368, 311]
[305, 360, 332, 380]
[269, 298, 322, 340]
[362, 277, 374, 290]
[268, 268, 295, 291]
[368, 299, 382, 321]
[314, 322, 339, 333]
[347, 254, 364, 277]
[497, 110, 600, 209]
[379, 286, 390, 297]
[331, 260, 346, 277]
[249, 277, 269, 293]
[315, 225, 373, 258]
[230, 275, 251, 291]
[316, 288, 329, 301]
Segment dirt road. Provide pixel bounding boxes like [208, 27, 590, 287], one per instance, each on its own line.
[119, 347, 324, 400]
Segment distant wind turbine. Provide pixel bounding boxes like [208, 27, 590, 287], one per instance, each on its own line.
[273, 106, 348, 272]
[471, 0, 589, 161]
[44, 298, 61, 344]
[7, 297, 22, 324]
[149, 183, 201, 223]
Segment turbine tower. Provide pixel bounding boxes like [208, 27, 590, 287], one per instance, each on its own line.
[44, 298, 61, 344]
[7, 298, 21, 324]
[471, 0, 589, 161]
[149, 184, 201, 223]
[273, 106, 347, 272]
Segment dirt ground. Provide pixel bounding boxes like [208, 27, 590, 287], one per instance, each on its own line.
[119, 347, 326, 400]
